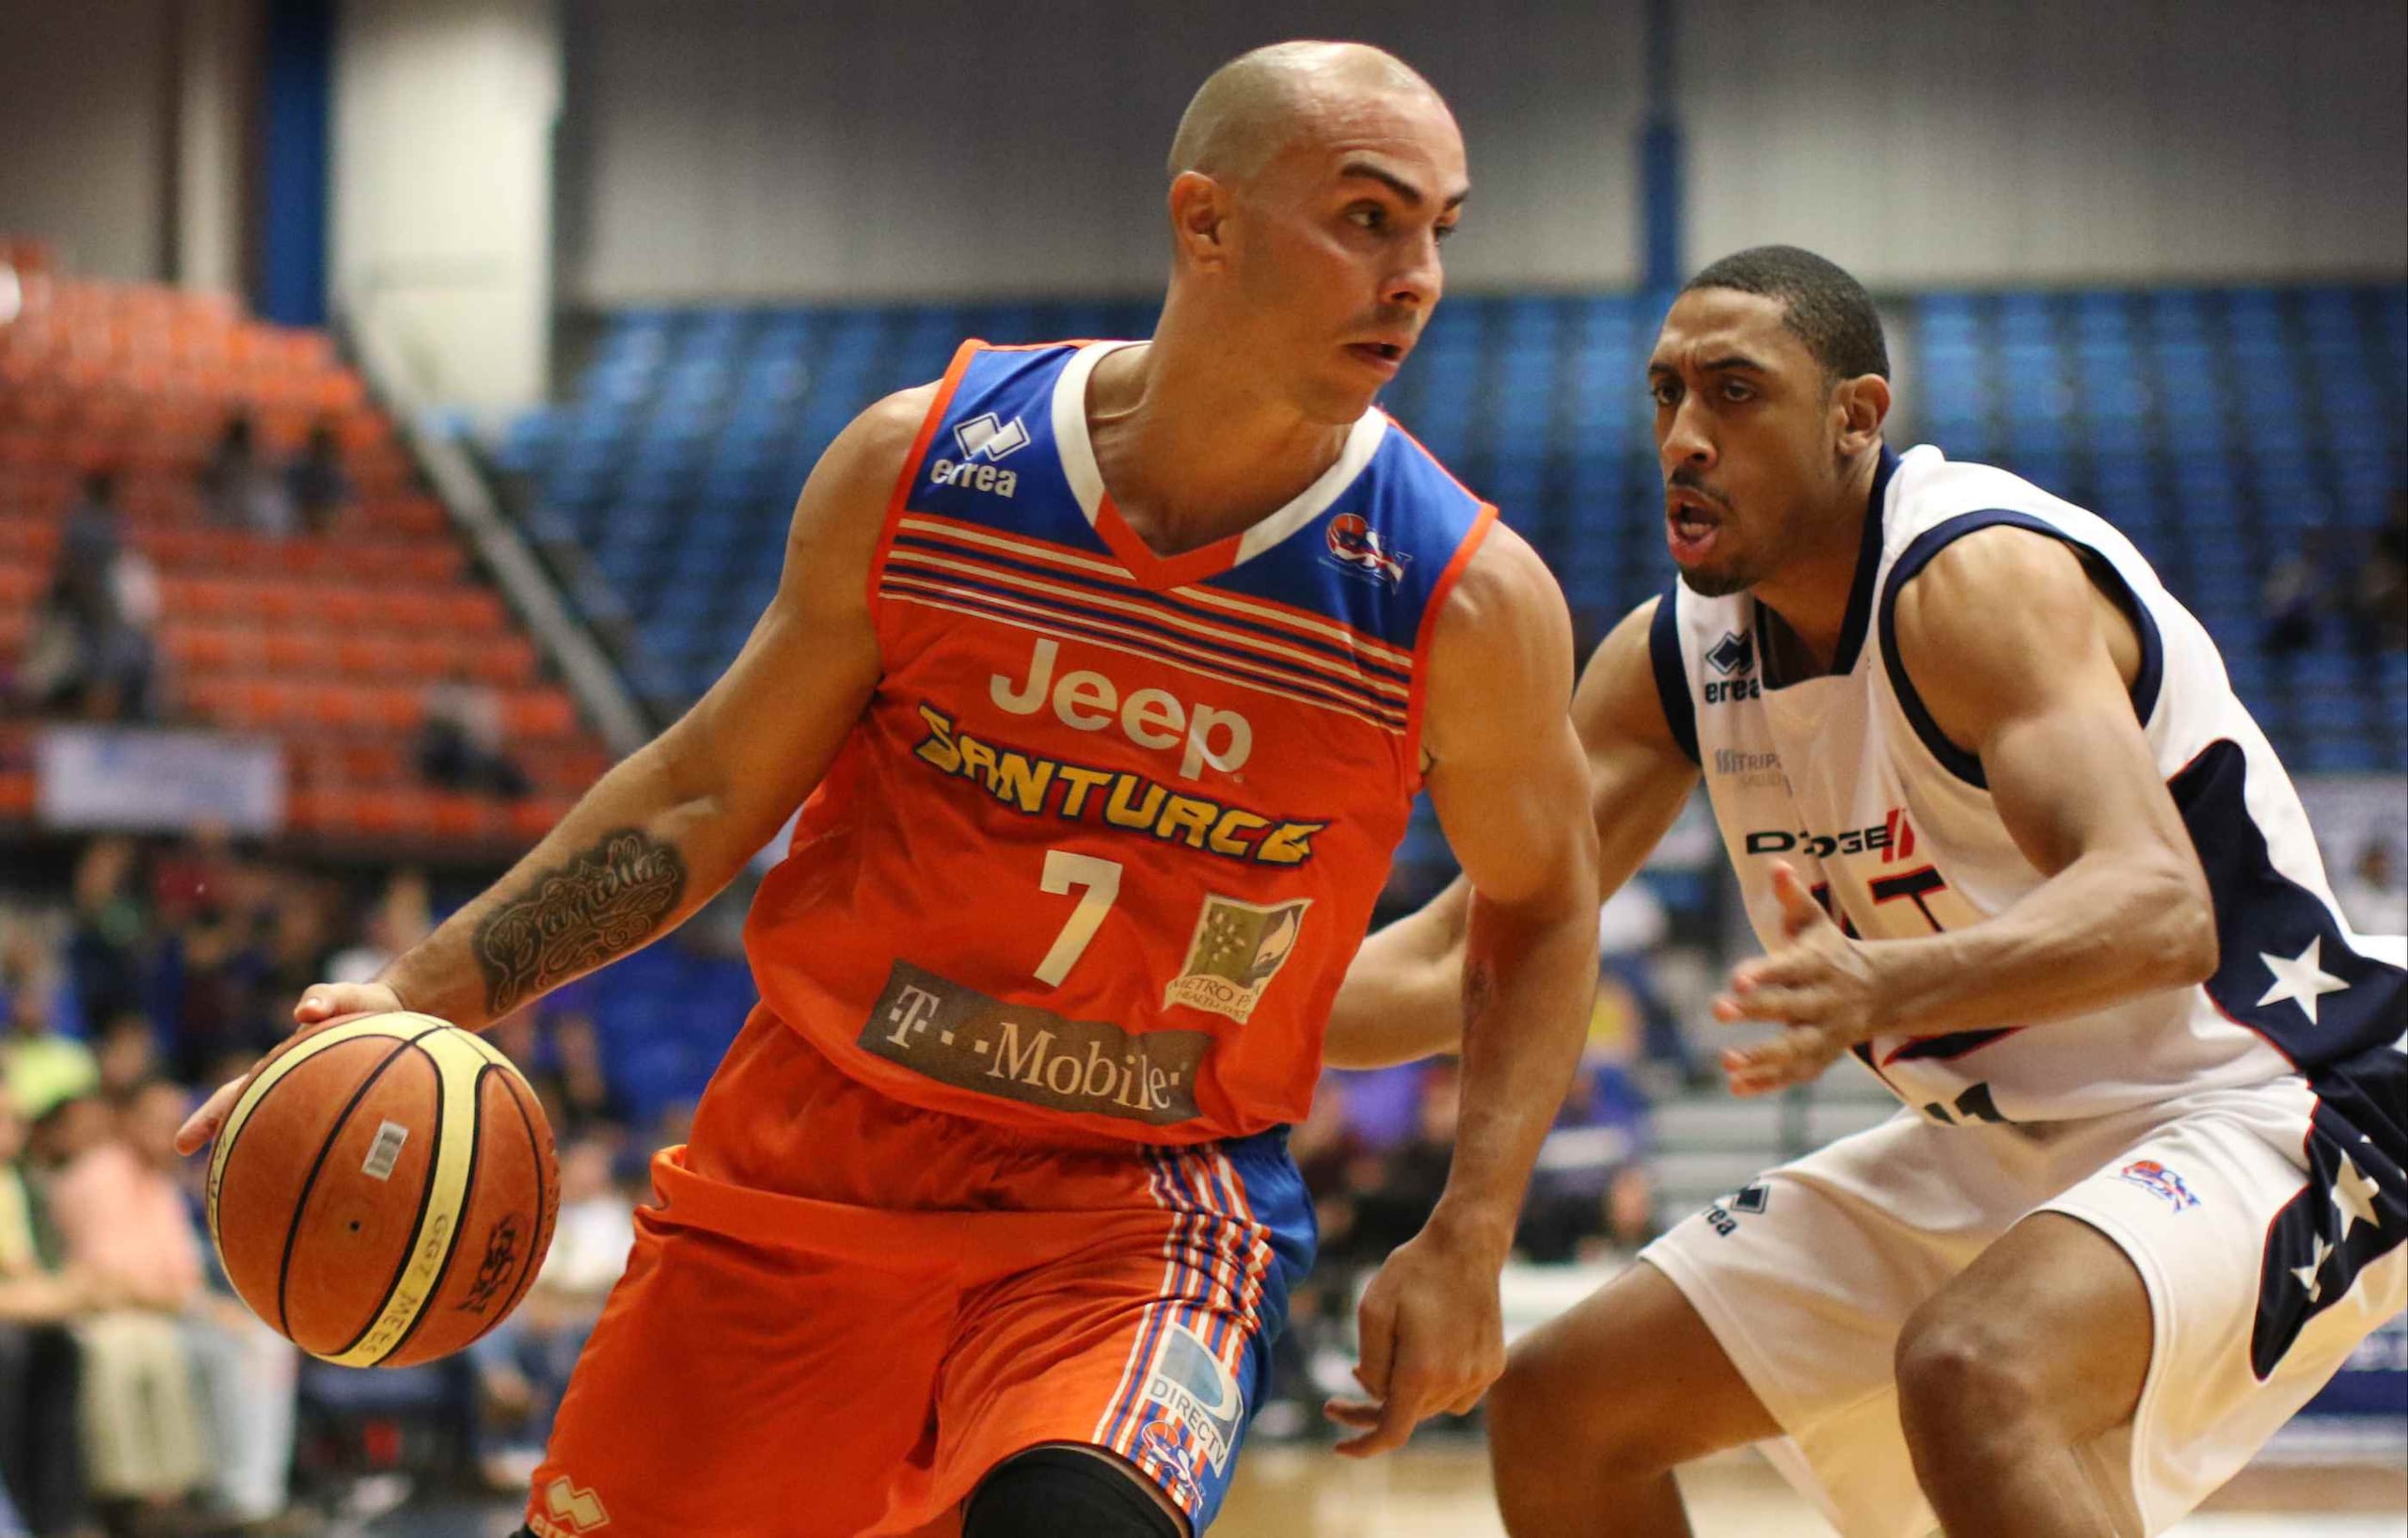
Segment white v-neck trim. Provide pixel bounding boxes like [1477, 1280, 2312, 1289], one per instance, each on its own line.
[1049, 341, 1391, 569]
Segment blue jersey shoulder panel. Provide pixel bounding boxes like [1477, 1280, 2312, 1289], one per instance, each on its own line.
[1197, 423, 1489, 655]
[907, 343, 1095, 549]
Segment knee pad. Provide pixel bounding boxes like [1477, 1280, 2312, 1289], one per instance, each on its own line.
[963, 1446, 1184, 1538]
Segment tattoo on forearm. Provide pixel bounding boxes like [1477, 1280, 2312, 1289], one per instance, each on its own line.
[473, 829, 688, 1016]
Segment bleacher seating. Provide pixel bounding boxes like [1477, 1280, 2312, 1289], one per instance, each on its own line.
[0, 255, 609, 848]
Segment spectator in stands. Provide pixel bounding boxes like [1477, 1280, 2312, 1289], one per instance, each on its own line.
[324, 867, 431, 987]
[178, 1146, 301, 1535]
[470, 1132, 635, 1492]
[1515, 1062, 1656, 1262]
[87, 1019, 155, 1108]
[2336, 838, 2407, 937]
[2258, 550, 2321, 655]
[0, 1085, 90, 1538]
[1344, 1063, 1463, 1264]
[2351, 491, 2408, 652]
[284, 421, 352, 537]
[417, 664, 531, 799]
[1594, 880, 1703, 1093]
[157, 889, 268, 1087]
[48, 1081, 208, 1530]
[544, 1010, 628, 1136]
[0, 943, 98, 1127]
[201, 418, 295, 537]
[13, 474, 160, 723]
[64, 840, 147, 1039]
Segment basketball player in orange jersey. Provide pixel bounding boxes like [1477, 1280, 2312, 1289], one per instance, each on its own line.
[177, 41, 1601, 1538]
[1327, 247, 2404, 1536]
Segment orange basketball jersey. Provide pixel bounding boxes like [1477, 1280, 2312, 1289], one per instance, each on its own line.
[747, 340, 1494, 1143]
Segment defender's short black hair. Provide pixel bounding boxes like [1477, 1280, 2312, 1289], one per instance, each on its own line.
[1683, 245, 1890, 381]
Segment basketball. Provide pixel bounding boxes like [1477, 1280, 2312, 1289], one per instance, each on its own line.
[204, 1012, 561, 1369]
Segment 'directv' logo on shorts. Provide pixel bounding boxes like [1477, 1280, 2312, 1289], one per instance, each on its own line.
[1165, 895, 1309, 1023]
[1144, 1324, 1245, 1475]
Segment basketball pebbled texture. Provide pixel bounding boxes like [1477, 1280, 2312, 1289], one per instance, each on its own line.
[205, 1012, 561, 1368]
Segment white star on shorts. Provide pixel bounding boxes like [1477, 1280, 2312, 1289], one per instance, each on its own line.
[2333, 1153, 2384, 1241]
[2256, 938, 2348, 1025]
[2291, 1232, 2335, 1304]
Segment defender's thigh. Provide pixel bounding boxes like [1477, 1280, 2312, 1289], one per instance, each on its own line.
[1494, 1260, 1779, 1470]
[526, 1216, 955, 1538]
[2040, 1092, 2408, 1534]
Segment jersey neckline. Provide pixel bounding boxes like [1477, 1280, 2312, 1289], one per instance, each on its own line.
[1049, 341, 1391, 592]
[1755, 444, 1901, 690]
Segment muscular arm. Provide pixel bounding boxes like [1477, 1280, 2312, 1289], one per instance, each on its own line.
[1868, 531, 2216, 1028]
[381, 386, 931, 1027]
[1413, 527, 1603, 1255]
[1719, 530, 2218, 1088]
[1332, 525, 1602, 1456]
[1323, 596, 1699, 1068]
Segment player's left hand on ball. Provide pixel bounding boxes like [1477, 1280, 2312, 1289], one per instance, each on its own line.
[1324, 1219, 1506, 1457]
[1711, 861, 1891, 1096]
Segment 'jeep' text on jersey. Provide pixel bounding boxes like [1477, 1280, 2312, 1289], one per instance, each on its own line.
[748, 341, 1494, 1143]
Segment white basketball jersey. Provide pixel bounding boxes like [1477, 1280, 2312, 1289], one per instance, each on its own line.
[1655, 445, 2407, 1129]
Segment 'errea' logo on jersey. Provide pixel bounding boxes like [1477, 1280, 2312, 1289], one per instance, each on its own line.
[1703, 630, 1759, 703]
[930, 412, 1028, 499]
[1324, 513, 1411, 587]
[954, 412, 1029, 462]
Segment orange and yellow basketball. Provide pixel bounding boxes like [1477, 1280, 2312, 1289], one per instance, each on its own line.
[205, 1012, 561, 1369]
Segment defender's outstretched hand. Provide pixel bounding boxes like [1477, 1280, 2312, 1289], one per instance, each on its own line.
[1712, 862, 1889, 1095]
[173, 980, 408, 1156]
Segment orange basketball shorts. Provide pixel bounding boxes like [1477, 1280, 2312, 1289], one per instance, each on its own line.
[523, 1007, 1314, 1538]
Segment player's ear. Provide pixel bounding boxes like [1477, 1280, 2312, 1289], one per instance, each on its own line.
[1832, 373, 1891, 454]
[1168, 171, 1231, 274]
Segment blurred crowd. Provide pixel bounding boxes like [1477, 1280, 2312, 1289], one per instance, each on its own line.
[0, 836, 663, 1538]
[0, 831, 1687, 1533]
[2259, 490, 2408, 656]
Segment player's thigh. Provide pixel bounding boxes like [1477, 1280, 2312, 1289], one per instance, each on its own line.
[1893, 1209, 2151, 1444]
[2027, 1091, 2408, 1531]
[526, 1217, 954, 1538]
[1493, 1258, 1780, 1468]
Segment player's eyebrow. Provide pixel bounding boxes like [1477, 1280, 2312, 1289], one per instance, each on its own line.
[1648, 351, 1771, 381]
[1338, 161, 1470, 212]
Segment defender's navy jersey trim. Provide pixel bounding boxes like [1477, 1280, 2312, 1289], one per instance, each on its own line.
[1877, 509, 2167, 788]
[2167, 737, 2407, 1373]
[1651, 588, 1701, 766]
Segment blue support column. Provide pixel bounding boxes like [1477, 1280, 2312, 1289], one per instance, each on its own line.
[258, 0, 332, 326]
[1640, 0, 1685, 293]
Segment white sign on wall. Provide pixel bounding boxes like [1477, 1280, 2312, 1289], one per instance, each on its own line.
[35, 724, 287, 836]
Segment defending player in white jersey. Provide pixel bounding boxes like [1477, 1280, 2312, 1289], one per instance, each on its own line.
[1325, 246, 2406, 1538]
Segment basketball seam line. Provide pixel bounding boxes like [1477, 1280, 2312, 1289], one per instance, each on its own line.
[487, 1072, 554, 1329]
[269, 1034, 423, 1341]
[375, 1059, 490, 1365]
[326, 1025, 453, 1359]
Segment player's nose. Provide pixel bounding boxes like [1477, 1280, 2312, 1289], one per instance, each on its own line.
[1382, 231, 1444, 313]
[1660, 393, 1717, 469]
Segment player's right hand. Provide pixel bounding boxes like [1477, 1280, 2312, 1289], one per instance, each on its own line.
[172, 980, 407, 1157]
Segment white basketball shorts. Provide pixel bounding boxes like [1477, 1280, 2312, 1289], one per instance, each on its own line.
[1640, 1075, 2406, 1537]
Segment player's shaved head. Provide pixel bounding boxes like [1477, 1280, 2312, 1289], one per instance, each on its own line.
[1168, 40, 1447, 184]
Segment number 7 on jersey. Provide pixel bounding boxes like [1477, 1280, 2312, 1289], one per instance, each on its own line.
[1034, 850, 1121, 986]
